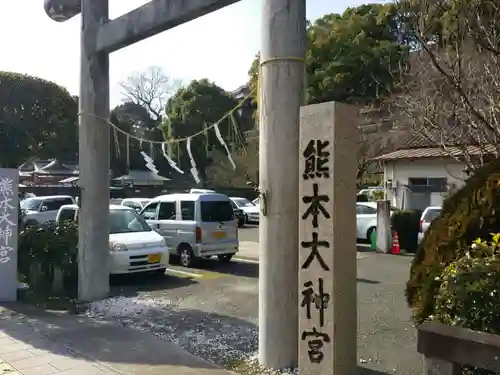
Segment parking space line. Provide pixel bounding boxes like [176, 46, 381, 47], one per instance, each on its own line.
[233, 257, 259, 264]
[165, 268, 203, 278]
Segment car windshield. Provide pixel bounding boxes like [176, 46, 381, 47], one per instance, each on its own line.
[233, 198, 254, 208]
[20, 199, 42, 211]
[423, 208, 441, 222]
[201, 201, 234, 222]
[109, 209, 152, 234]
[140, 200, 151, 207]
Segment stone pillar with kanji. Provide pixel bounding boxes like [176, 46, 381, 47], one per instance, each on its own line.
[299, 102, 358, 375]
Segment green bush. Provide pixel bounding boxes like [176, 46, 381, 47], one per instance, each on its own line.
[391, 210, 421, 253]
[18, 220, 78, 296]
[406, 158, 500, 324]
[433, 235, 500, 375]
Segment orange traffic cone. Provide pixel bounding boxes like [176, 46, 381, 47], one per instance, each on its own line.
[391, 232, 401, 255]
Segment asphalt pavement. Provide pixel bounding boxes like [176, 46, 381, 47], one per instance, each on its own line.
[85, 226, 419, 375]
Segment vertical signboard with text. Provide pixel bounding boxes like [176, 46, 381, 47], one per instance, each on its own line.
[0, 169, 18, 302]
[299, 102, 358, 375]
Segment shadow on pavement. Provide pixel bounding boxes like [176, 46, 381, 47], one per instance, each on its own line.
[0, 302, 243, 371]
[195, 258, 258, 278]
[109, 272, 198, 296]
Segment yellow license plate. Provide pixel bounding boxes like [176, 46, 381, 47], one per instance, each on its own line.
[214, 231, 226, 239]
[148, 254, 162, 263]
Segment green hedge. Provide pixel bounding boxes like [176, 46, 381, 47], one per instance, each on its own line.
[406, 158, 500, 324]
[433, 236, 500, 375]
[391, 210, 421, 253]
[18, 221, 78, 296]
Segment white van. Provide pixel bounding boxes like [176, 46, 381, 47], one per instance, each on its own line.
[140, 193, 239, 267]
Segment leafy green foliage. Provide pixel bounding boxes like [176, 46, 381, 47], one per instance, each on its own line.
[0, 71, 78, 167]
[164, 79, 241, 179]
[406, 159, 500, 323]
[248, 3, 410, 107]
[18, 221, 78, 296]
[109, 101, 166, 175]
[432, 235, 500, 375]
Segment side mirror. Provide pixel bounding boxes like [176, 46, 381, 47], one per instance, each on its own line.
[41, 206, 48, 212]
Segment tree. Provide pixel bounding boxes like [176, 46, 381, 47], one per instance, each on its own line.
[119, 66, 181, 123]
[0, 71, 78, 168]
[393, 0, 500, 171]
[164, 79, 241, 181]
[248, 3, 410, 107]
[110, 102, 167, 175]
[206, 137, 259, 188]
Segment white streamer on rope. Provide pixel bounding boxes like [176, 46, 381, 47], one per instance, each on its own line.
[140, 151, 159, 174]
[186, 137, 200, 183]
[213, 124, 236, 170]
[161, 143, 184, 174]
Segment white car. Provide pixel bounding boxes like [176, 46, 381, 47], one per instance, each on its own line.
[356, 202, 396, 241]
[141, 192, 239, 267]
[56, 204, 170, 275]
[252, 197, 259, 205]
[120, 198, 151, 212]
[417, 206, 442, 244]
[230, 197, 259, 224]
[21, 195, 76, 227]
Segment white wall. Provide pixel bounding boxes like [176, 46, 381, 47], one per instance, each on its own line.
[383, 158, 468, 209]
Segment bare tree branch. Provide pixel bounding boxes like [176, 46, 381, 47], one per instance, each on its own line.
[119, 66, 182, 123]
[390, 0, 500, 171]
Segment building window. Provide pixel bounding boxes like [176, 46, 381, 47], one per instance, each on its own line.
[408, 178, 428, 186]
[408, 177, 447, 187]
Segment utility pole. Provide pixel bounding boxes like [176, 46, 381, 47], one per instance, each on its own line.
[259, 0, 306, 369]
[78, 0, 110, 301]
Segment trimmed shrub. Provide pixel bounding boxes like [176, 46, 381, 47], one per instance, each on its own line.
[391, 210, 421, 253]
[18, 220, 78, 296]
[406, 158, 500, 324]
[433, 236, 500, 375]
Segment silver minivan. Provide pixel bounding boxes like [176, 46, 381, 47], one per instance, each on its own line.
[140, 192, 239, 267]
[418, 206, 442, 244]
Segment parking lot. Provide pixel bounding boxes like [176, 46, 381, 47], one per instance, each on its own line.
[87, 224, 420, 375]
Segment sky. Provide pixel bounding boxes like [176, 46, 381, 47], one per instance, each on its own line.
[0, 0, 390, 107]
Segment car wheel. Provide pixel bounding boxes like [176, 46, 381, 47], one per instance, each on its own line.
[179, 245, 195, 268]
[218, 253, 235, 263]
[367, 227, 376, 243]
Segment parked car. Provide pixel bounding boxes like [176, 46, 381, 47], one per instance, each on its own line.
[356, 202, 397, 241]
[252, 197, 259, 205]
[21, 195, 76, 227]
[120, 198, 151, 212]
[189, 188, 215, 194]
[56, 204, 169, 275]
[229, 200, 246, 227]
[417, 206, 442, 244]
[230, 197, 259, 224]
[140, 192, 239, 267]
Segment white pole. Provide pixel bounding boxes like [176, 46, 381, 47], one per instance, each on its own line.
[78, 0, 110, 301]
[259, 0, 306, 369]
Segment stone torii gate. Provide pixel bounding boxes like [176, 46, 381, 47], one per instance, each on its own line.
[45, 0, 306, 370]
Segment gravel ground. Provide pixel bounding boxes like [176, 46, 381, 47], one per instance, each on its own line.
[85, 254, 420, 375]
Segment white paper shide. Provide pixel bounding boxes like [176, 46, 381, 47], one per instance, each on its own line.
[0, 177, 15, 265]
